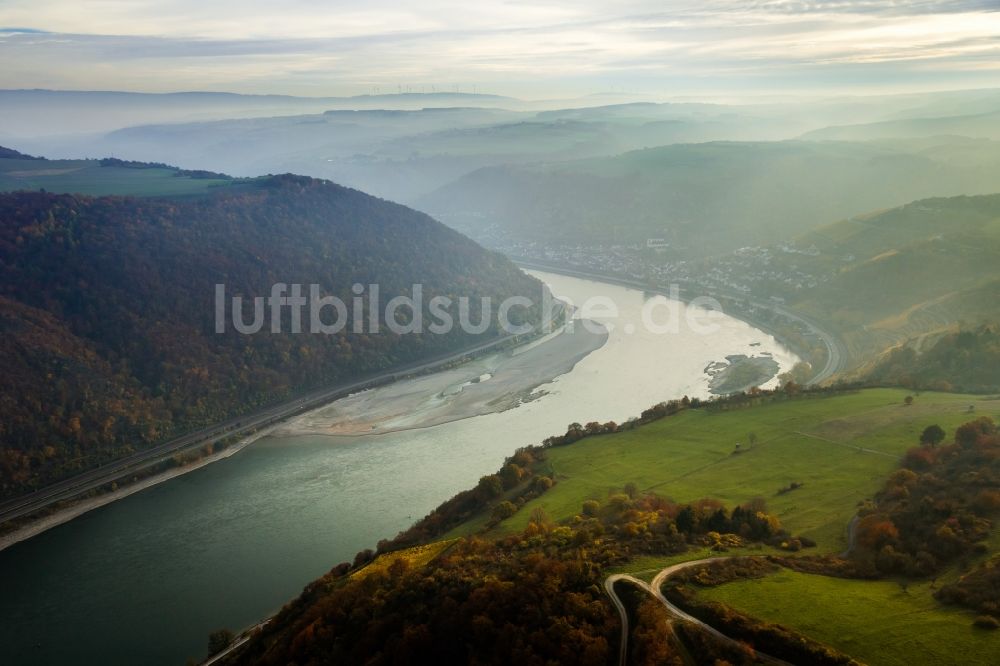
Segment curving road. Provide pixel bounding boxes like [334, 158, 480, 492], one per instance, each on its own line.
[605, 558, 792, 666]
[604, 575, 634, 666]
[756, 301, 846, 386]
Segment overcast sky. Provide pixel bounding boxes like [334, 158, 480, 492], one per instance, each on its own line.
[2, 1, 999, 98]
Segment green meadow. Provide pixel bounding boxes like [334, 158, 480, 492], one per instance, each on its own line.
[697, 570, 1000, 666]
[496, 389, 998, 551]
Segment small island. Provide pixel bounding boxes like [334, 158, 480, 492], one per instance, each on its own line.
[706, 354, 781, 395]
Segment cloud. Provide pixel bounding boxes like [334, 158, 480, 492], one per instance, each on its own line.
[1, 1, 999, 96]
[0, 27, 50, 34]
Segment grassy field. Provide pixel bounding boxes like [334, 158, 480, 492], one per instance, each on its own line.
[696, 569, 1000, 665]
[0, 157, 235, 197]
[495, 389, 999, 551]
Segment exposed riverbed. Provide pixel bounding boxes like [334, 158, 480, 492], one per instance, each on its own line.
[0, 271, 797, 666]
[277, 321, 608, 437]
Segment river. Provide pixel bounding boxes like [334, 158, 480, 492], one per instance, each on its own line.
[0, 271, 797, 666]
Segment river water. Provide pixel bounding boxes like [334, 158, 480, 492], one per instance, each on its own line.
[0, 271, 797, 666]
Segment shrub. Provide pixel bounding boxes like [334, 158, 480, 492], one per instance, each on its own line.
[974, 616, 1000, 630]
[920, 424, 946, 446]
[491, 500, 517, 522]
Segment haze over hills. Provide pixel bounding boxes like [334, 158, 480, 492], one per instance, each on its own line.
[800, 110, 1000, 142]
[7, 87, 1000, 208]
[6, 100, 802, 202]
[688, 191, 1000, 379]
[785, 194, 1000, 373]
[422, 137, 1000, 256]
[0, 89, 521, 138]
[0, 152, 543, 498]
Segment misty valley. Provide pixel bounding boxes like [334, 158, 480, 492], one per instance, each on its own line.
[3, 4, 1000, 666]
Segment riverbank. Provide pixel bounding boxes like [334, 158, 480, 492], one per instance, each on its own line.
[0, 312, 602, 553]
[0, 426, 279, 553]
[274, 322, 608, 437]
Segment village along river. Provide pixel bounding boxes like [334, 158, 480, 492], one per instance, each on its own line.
[0, 271, 798, 665]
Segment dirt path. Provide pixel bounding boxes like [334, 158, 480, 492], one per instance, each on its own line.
[793, 430, 899, 459]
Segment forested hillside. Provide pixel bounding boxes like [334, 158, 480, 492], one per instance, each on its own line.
[228, 489, 787, 666]
[0, 174, 543, 497]
[782, 194, 1000, 373]
[867, 325, 1000, 392]
[677, 192, 1000, 376]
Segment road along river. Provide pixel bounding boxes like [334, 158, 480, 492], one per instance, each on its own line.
[0, 270, 798, 666]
